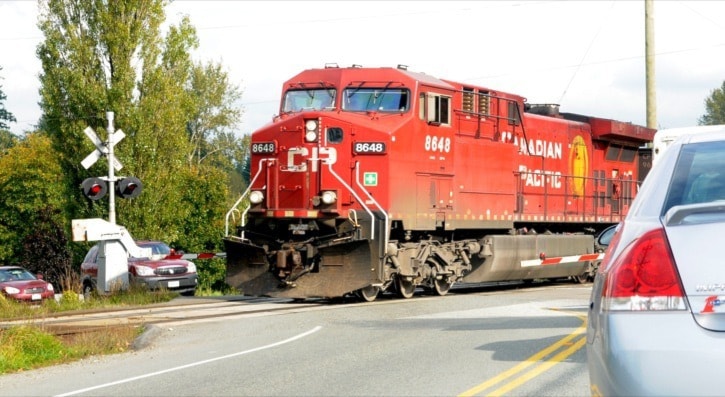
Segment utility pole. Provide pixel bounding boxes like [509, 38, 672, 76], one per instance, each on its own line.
[645, 0, 657, 129]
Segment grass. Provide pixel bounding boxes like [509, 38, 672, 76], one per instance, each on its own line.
[0, 324, 143, 374]
[0, 266, 184, 320]
[0, 284, 178, 320]
[0, 268, 238, 375]
[0, 280, 176, 375]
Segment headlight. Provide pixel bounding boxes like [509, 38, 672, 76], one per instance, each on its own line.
[321, 191, 337, 204]
[249, 190, 264, 204]
[305, 119, 318, 142]
[133, 265, 155, 276]
[47, 283, 54, 291]
[4, 286, 20, 294]
[186, 261, 197, 273]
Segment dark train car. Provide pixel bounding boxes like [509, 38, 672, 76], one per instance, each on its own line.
[223, 65, 655, 301]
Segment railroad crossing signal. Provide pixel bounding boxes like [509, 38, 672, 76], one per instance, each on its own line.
[80, 112, 142, 224]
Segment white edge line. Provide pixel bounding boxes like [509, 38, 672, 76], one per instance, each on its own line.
[54, 326, 323, 397]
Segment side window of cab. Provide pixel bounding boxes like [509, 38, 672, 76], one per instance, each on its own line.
[419, 92, 451, 126]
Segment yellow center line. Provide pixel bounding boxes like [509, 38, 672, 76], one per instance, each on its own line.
[458, 310, 587, 397]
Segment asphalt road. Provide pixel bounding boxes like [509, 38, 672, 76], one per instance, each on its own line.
[1, 282, 592, 397]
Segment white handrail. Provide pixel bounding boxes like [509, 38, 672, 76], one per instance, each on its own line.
[225, 158, 272, 237]
[354, 162, 389, 249]
[326, 161, 376, 240]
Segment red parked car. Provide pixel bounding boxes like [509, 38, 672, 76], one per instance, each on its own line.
[81, 240, 198, 296]
[0, 266, 55, 302]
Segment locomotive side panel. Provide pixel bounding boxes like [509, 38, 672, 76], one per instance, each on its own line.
[450, 136, 517, 230]
[388, 84, 459, 230]
[513, 115, 597, 223]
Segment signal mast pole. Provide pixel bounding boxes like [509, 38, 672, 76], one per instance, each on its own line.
[106, 111, 117, 225]
[645, 0, 657, 129]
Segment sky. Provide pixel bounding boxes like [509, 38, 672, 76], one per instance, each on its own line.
[1, 0, 725, 138]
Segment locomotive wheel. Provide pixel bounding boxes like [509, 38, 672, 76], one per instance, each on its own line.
[427, 258, 451, 296]
[356, 285, 380, 302]
[434, 277, 452, 296]
[396, 276, 415, 299]
[572, 274, 590, 284]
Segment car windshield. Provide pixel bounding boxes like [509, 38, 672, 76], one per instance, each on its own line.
[282, 89, 336, 112]
[0, 268, 36, 282]
[342, 88, 409, 112]
[137, 242, 171, 257]
[663, 140, 725, 215]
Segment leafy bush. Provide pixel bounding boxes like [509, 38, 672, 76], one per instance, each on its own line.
[18, 206, 73, 290]
[195, 257, 234, 295]
[0, 326, 67, 373]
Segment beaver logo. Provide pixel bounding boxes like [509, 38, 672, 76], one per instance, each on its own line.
[569, 135, 589, 197]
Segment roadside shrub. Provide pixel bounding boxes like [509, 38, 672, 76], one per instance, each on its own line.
[195, 257, 229, 294]
[18, 206, 73, 290]
[0, 326, 67, 373]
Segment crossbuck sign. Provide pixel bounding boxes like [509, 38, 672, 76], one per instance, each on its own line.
[81, 125, 124, 171]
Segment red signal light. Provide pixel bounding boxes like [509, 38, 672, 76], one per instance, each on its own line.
[81, 177, 108, 201]
[116, 177, 143, 199]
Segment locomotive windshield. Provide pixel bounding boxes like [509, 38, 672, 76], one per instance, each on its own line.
[343, 88, 409, 112]
[283, 89, 336, 112]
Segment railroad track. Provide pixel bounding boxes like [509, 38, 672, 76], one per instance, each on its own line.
[1, 280, 576, 338]
[0, 296, 328, 336]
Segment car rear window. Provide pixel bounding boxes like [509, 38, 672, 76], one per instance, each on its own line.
[663, 140, 725, 215]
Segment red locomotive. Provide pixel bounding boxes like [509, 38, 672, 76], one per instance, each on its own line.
[223, 64, 655, 301]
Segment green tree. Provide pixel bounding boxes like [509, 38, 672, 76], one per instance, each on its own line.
[0, 133, 70, 270]
[37, 0, 171, 226]
[176, 62, 247, 252]
[186, 62, 243, 170]
[36, 0, 242, 252]
[699, 80, 725, 125]
[19, 206, 73, 289]
[0, 66, 17, 131]
[0, 130, 19, 156]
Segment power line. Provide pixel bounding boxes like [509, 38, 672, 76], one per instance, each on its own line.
[462, 41, 725, 84]
[558, 1, 616, 104]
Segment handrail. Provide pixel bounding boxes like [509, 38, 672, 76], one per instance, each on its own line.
[224, 158, 272, 237]
[513, 170, 636, 222]
[354, 162, 389, 249]
[325, 161, 377, 240]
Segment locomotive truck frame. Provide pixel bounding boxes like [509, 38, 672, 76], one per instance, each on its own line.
[224, 64, 655, 301]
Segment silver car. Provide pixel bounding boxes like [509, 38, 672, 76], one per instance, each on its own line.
[587, 126, 725, 396]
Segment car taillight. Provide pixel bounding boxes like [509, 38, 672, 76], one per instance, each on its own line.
[602, 228, 686, 311]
